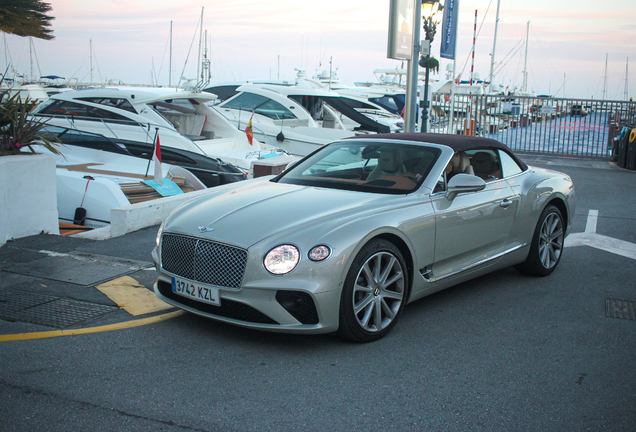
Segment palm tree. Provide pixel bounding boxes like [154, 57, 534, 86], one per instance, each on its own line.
[0, 0, 55, 40]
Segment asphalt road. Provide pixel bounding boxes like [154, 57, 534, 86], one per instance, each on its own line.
[1, 157, 635, 431]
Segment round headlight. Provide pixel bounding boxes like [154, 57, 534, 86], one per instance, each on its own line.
[308, 245, 331, 261]
[264, 244, 300, 275]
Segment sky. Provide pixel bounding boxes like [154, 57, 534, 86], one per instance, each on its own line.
[2, 0, 635, 100]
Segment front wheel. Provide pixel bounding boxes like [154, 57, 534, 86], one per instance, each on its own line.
[515, 205, 565, 276]
[338, 239, 408, 342]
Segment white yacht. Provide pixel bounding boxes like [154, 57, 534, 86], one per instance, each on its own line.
[205, 82, 404, 156]
[30, 87, 294, 174]
[38, 143, 207, 229]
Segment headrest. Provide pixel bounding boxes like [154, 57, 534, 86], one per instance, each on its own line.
[472, 151, 495, 171]
[454, 152, 471, 173]
[378, 150, 403, 173]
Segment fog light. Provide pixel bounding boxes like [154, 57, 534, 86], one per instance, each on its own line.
[308, 245, 331, 261]
[276, 291, 305, 311]
[275, 291, 319, 324]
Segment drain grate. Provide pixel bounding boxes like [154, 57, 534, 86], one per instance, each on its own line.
[0, 289, 117, 328]
[605, 299, 636, 321]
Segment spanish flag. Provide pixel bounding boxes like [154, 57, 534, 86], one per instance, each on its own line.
[245, 113, 254, 145]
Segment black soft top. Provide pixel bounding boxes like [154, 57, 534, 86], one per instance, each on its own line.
[351, 132, 528, 171]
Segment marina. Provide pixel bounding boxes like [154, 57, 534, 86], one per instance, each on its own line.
[430, 94, 636, 157]
[1, 1, 635, 238]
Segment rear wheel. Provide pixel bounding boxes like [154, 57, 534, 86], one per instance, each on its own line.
[515, 205, 565, 276]
[338, 239, 408, 342]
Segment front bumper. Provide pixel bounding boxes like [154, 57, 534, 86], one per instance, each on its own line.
[153, 277, 341, 334]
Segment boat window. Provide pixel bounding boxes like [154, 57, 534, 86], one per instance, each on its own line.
[36, 100, 131, 121]
[223, 93, 296, 120]
[368, 96, 399, 114]
[76, 98, 137, 114]
[150, 99, 195, 114]
[288, 95, 324, 120]
[274, 141, 440, 195]
[203, 85, 240, 102]
[42, 127, 130, 154]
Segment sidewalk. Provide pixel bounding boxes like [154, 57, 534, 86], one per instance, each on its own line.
[0, 226, 164, 335]
[0, 155, 631, 336]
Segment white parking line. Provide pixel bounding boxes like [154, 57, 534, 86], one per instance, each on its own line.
[565, 210, 636, 260]
[585, 209, 599, 233]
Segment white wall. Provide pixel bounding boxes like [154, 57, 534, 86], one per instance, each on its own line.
[0, 154, 59, 247]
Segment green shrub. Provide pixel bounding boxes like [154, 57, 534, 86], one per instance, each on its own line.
[0, 93, 61, 156]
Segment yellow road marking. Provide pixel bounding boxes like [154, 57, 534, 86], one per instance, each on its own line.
[95, 276, 173, 316]
[0, 310, 185, 342]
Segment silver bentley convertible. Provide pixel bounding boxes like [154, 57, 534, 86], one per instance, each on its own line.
[152, 133, 575, 342]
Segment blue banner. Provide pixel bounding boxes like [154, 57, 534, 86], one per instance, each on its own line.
[440, 0, 460, 60]
[142, 178, 184, 197]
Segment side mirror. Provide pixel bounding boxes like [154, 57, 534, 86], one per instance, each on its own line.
[446, 173, 486, 200]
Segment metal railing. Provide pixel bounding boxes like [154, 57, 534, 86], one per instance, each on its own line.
[429, 94, 636, 157]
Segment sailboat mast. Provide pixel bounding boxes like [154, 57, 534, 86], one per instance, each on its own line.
[197, 7, 203, 81]
[90, 39, 93, 85]
[3, 33, 7, 70]
[29, 37, 34, 81]
[522, 21, 529, 93]
[603, 53, 608, 100]
[169, 21, 173, 87]
[489, 0, 501, 93]
[563, 73, 566, 98]
[625, 57, 629, 101]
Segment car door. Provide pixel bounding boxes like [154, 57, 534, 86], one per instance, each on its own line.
[429, 151, 519, 279]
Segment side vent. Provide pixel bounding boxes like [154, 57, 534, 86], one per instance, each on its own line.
[419, 266, 436, 282]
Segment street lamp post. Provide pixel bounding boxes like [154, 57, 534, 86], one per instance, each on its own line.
[405, 0, 422, 133]
[420, 1, 443, 133]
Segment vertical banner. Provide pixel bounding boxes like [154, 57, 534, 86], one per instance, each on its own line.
[440, 0, 460, 60]
[387, 0, 415, 60]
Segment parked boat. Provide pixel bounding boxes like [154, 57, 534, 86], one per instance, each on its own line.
[205, 82, 403, 156]
[39, 144, 207, 229]
[30, 87, 295, 174]
[42, 126, 246, 187]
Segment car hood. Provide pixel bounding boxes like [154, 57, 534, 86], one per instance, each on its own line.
[164, 179, 393, 248]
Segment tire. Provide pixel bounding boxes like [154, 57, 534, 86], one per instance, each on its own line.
[515, 205, 565, 276]
[337, 239, 408, 342]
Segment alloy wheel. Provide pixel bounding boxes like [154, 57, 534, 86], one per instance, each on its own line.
[352, 251, 405, 332]
[538, 212, 564, 269]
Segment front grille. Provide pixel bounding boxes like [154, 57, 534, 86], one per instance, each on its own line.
[161, 234, 247, 289]
[157, 280, 278, 324]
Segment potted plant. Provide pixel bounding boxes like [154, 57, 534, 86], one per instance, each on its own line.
[418, 56, 440, 74]
[0, 93, 61, 156]
[0, 93, 62, 246]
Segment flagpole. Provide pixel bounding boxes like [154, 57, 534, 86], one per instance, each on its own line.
[145, 128, 159, 178]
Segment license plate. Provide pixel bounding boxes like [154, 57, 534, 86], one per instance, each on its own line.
[171, 277, 220, 306]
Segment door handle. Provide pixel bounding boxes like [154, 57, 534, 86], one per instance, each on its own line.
[499, 199, 513, 208]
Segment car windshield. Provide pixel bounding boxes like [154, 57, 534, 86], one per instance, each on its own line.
[275, 141, 441, 194]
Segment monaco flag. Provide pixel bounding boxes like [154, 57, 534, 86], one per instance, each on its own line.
[245, 113, 254, 145]
[153, 133, 163, 185]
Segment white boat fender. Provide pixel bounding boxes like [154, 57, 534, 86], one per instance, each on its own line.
[74, 175, 94, 225]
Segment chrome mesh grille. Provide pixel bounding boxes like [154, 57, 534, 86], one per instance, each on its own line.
[161, 234, 247, 289]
